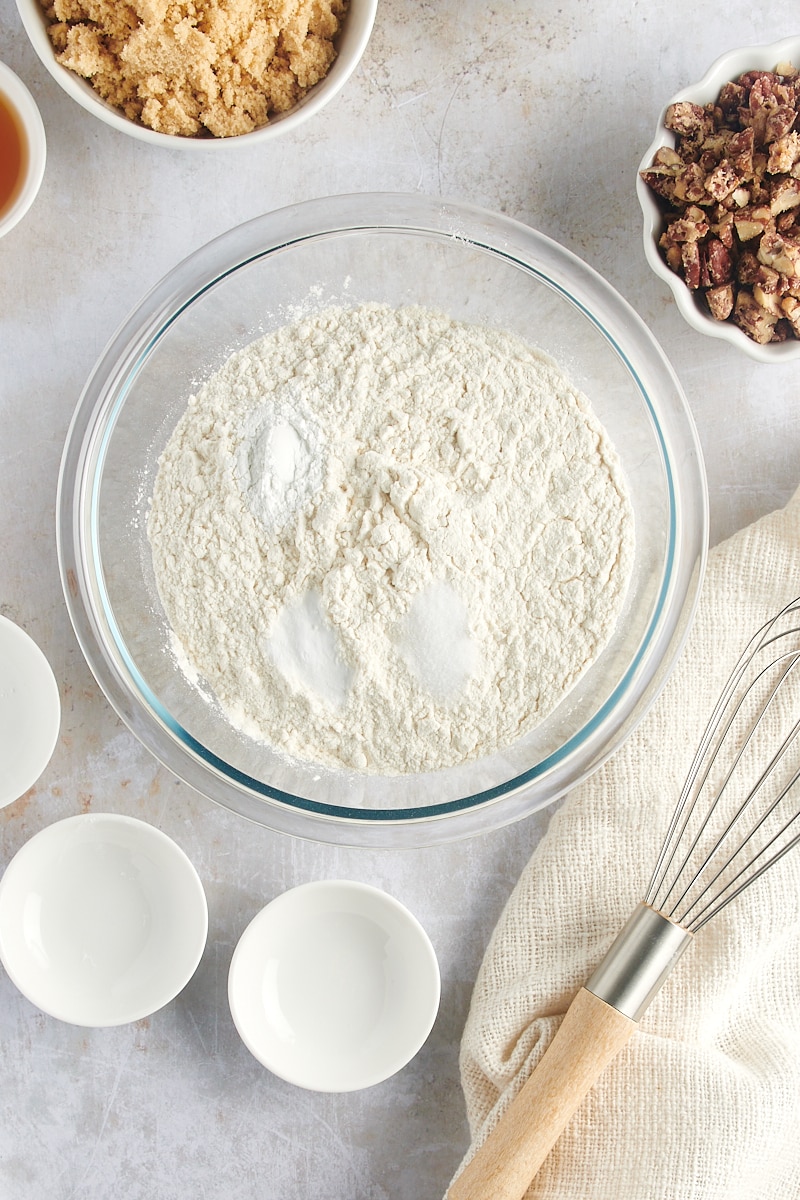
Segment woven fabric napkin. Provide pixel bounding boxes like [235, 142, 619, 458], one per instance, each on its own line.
[452, 485, 800, 1199]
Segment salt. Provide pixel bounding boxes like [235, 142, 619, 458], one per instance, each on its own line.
[267, 590, 352, 710]
[397, 581, 480, 701]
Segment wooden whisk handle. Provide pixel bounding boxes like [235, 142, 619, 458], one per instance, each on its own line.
[448, 905, 693, 1200]
[447, 987, 636, 1200]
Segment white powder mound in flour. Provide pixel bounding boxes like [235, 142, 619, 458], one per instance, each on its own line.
[147, 304, 634, 775]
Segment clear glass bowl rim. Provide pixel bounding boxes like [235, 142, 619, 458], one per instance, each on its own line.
[57, 192, 709, 846]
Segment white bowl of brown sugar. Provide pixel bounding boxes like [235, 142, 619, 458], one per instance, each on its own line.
[15, 0, 377, 148]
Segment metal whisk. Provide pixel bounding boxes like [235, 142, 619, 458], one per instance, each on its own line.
[449, 597, 800, 1200]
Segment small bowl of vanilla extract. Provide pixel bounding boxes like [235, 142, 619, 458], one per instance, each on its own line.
[0, 61, 45, 238]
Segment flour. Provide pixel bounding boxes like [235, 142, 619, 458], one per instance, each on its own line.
[147, 303, 634, 775]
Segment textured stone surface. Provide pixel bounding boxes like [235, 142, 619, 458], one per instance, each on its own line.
[1, 1, 799, 1195]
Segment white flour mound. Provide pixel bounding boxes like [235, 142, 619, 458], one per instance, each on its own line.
[147, 304, 634, 775]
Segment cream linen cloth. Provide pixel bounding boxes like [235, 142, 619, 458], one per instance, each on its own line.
[453, 485, 800, 1200]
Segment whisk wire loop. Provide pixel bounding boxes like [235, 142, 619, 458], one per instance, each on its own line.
[651, 657, 785, 915]
[676, 724, 800, 929]
[644, 612, 774, 900]
[645, 598, 800, 933]
[656, 653, 800, 923]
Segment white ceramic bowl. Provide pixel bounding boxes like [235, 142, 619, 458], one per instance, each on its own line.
[637, 35, 800, 363]
[0, 614, 60, 806]
[0, 813, 208, 1026]
[15, 0, 377, 149]
[0, 61, 46, 238]
[228, 880, 440, 1091]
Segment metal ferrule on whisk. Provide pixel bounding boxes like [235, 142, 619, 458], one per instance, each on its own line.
[584, 903, 693, 1021]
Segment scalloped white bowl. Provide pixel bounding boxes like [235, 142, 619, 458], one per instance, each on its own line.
[15, 0, 376, 149]
[637, 35, 800, 363]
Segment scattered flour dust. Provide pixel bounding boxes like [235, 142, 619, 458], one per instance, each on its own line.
[146, 304, 634, 775]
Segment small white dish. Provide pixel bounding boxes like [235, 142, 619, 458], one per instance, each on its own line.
[0, 62, 46, 239]
[0, 614, 60, 806]
[0, 813, 208, 1026]
[15, 0, 377, 149]
[637, 35, 800, 363]
[228, 880, 441, 1091]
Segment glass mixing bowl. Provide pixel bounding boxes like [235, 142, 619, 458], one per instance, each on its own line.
[57, 193, 708, 847]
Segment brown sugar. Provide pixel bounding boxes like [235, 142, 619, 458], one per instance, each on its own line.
[40, 0, 349, 138]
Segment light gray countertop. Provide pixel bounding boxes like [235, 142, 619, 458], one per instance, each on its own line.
[2, 2, 799, 1196]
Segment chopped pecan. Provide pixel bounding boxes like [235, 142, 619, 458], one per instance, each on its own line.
[736, 250, 762, 284]
[781, 294, 800, 335]
[706, 283, 735, 320]
[758, 231, 800, 276]
[674, 160, 710, 203]
[718, 80, 747, 113]
[711, 210, 735, 247]
[753, 283, 784, 317]
[681, 241, 702, 289]
[739, 103, 769, 146]
[705, 159, 744, 200]
[748, 73, 787, 108]
[697, 133, 729, 165]
[704, 237, 733, 284]
[652, 145, 683, 168]
[768, 130, 800, 173]
[765, 105, 797, 143]
[749, 158, 771, 202]
[770, 176, 800, 214]
[751, 262, 782, 293]
[661, 205, 708, 244]
[663, 243, 682, 273]
[734, 290, 779, 342]
[733, 205, 773, 241]
[640, 167, 679, 203]
[665, 101, 714, 139]
[777, 209, 800, 234]
[728, 127, 755, 174]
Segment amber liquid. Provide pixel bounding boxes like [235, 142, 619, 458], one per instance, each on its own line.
[0, 90, 27, 217]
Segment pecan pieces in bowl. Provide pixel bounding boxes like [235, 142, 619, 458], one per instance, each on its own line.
[641, 62, 800, 345]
